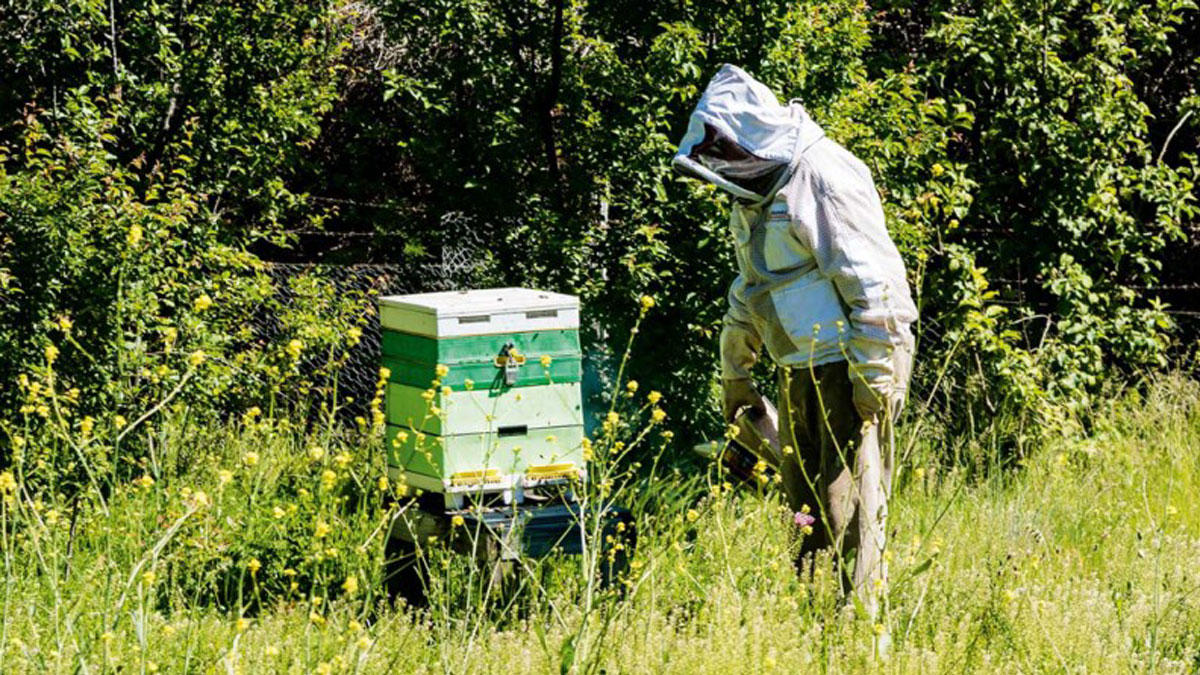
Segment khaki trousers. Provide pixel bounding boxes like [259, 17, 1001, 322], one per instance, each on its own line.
[777, 345, 912, 618]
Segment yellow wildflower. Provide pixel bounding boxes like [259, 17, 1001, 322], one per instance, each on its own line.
[308, 446, 325, 461]
[242, 451, 259, 467]
[188, 350, 206, 367]
[314, 521, 331, 538]
[309, 612, 326, 626]
[247, 558, 261, 576]
[606, 411, 620, 427]
[540, 354, 553, 367]
[141, 570, 156, 586]
[193, 294, 213, 312]
[44, 344, 59, 363]
[647, 390, 662, 405]
[435, 363, 450, 378]
[640, 295, 655, 310]
[378, 366, 391, 380]
[217, 470, 233, 487]
[236, 618, 249, 632]
[334, 452, 352, 468]
[451, 515, 465, 528]
[377, 475, 389, 491]
[626, 380, 639, 393]
[464, 378, 474, 390]
[80, 416, 95, 437]
[286, 339, 304, 359]
[342, 575, 359, 594]
[127, 224, 143, 246]
[320, 469, 337, 489]
[651, 408, 666, 423]
[686, 509, 699, 523]
[272, 506, 286, 519]
[114, 415, 127, 429]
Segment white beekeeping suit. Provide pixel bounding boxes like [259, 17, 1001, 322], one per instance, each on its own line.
[673, 64, 917, 618]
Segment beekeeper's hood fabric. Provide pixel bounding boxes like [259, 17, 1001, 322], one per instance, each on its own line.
[673, 64, 824, 202]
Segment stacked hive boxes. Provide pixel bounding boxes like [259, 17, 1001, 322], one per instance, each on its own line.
[378, 288, 585, 506]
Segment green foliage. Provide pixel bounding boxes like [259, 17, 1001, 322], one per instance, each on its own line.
[0, 0, 347, 239]
[3, 0, 1200, 467]
[0, 0, 368, 478]
[0, 103, 369, 490]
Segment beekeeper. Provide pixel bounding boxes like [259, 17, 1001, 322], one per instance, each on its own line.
[673, 64, 917, 617]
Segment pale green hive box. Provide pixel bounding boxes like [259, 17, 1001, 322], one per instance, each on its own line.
[378, 288, 585, 505]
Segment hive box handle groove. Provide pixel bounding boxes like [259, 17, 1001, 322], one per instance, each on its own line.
[498, 425, 528, 437]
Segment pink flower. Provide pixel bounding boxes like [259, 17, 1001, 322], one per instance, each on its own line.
[794, 512, 816, 528]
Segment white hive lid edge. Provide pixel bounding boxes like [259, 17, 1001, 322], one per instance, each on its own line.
[377, 287, 579, 318]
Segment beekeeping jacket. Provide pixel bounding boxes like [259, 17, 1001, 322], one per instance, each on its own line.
[673, 65, 917, 393]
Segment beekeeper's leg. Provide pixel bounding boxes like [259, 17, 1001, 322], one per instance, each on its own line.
[846, 342, 914, 619]
[778, 362, 861, 567]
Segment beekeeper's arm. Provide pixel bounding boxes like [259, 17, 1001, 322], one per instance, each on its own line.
[720, 276, 766, 422]
[801, 179, 907, 420]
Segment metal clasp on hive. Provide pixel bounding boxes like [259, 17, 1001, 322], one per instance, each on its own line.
[494, 342, 526, 386]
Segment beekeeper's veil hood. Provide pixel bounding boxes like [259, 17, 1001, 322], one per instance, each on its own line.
[673, 64, 823, 202]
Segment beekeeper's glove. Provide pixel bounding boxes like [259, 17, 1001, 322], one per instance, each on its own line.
[723, 377, 765, 423]
[851, 378, 890, 422]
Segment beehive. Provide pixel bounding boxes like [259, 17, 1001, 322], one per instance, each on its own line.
[378, 288, 585, 505]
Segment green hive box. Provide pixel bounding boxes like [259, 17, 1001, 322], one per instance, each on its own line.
[378, 288, 585, 505]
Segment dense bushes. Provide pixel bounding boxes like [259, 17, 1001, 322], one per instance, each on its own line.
[0, 2, 367, 480]
[2, 0, 1198, 467]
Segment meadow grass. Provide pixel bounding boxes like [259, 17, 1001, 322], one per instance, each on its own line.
[2, 375, 1199, 673]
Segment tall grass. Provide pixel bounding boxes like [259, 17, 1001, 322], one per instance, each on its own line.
[3, 357, 1200, 672]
